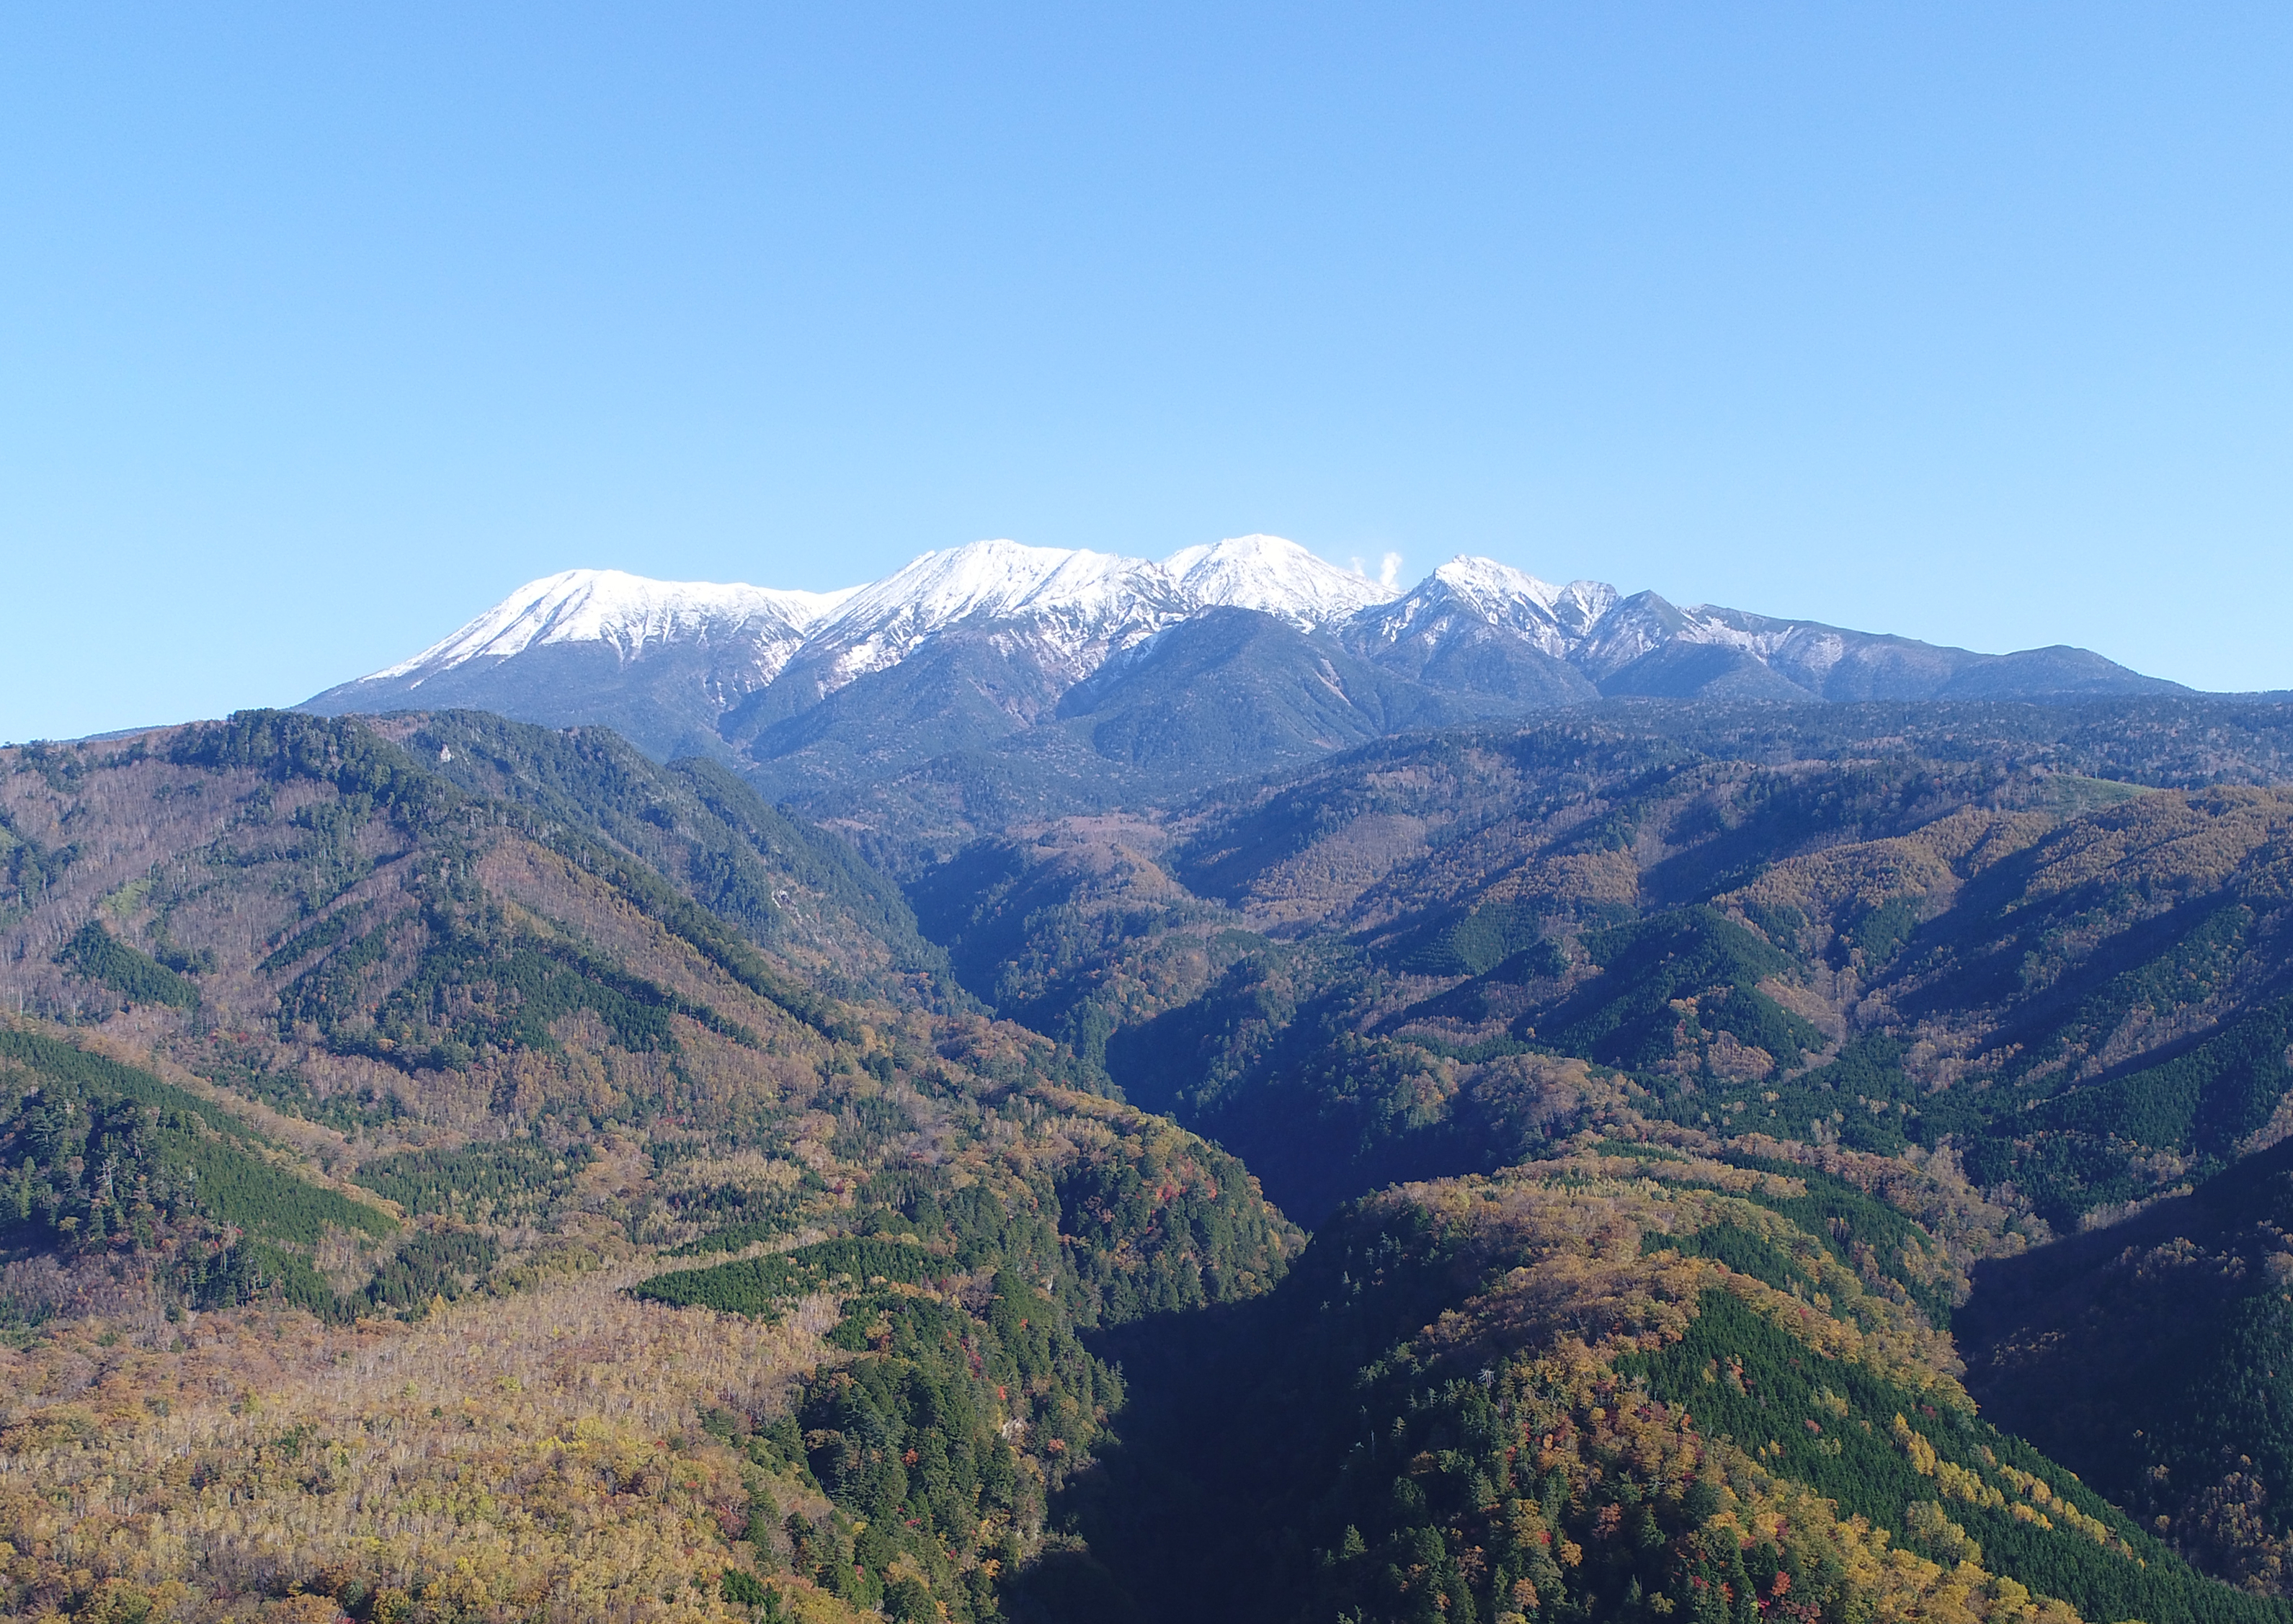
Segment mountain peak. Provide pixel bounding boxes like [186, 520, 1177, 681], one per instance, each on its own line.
[798, 539, 1192, 687]
[1430, 554, 1565, 612]
[368, 567, 852, 684]
[831, 540, 1092, 627]
[1163, 533, 1401, 628]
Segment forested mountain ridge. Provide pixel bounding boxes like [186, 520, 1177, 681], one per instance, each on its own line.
[0, 712, 1295, 1623]
[906, 704, 2293, 1225]
[759, 689, 2293, 880]
[361, 708, 963, 1009]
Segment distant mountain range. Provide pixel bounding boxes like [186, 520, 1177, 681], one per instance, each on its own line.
[306, 537, 2189, 860]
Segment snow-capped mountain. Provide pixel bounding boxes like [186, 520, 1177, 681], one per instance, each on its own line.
[304, 535, 2185, 784]
[339, 536, 1396, 711]
[372, 568, 856, 692]
[1165, 534, 1399, 628]
[1350, 557, 1617, 663]
[790, 540, 1193, 695]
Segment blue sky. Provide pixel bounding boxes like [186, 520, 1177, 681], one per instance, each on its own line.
[4, 3, 2289, 741]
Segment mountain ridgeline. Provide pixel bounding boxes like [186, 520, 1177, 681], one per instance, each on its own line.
[6, 563, 2293, 1624]
[305, 537, 2189, 867]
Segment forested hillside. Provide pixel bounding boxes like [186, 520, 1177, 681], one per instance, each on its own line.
[892, 697, 2293, 1602]
[0, 713, 1294, 1623]
[7, 697, 2293, 1622]
[1959, 1137, 2293, 1593]
[903, 709, 2293, 1221]
[367, 709, 963, 1009]
[1080, 1137, 2281, 1624]
[815, 692, 2293, 873]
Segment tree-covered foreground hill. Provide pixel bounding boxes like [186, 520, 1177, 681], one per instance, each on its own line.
[0, 712, 1293, 1623]
[6, 700, 2293, 1622]
[1079, 1136, 2289, 1624]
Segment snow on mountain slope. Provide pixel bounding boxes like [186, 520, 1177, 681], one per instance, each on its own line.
[370, 537, 1414, 700]
[1546, 577, 1622, 638]
[1348, 555, 1622, 663]
[1568, 591, 1690, 679]
[369, 568, 855, 687]
[803, 540, 1190, 686]
[1427, 556, 1568, 616]
[1165, 534, 1399, 628]
[1354, 558, 1558, 655]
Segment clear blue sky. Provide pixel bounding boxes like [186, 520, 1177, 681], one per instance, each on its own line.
[5, 4, 2289, 741]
